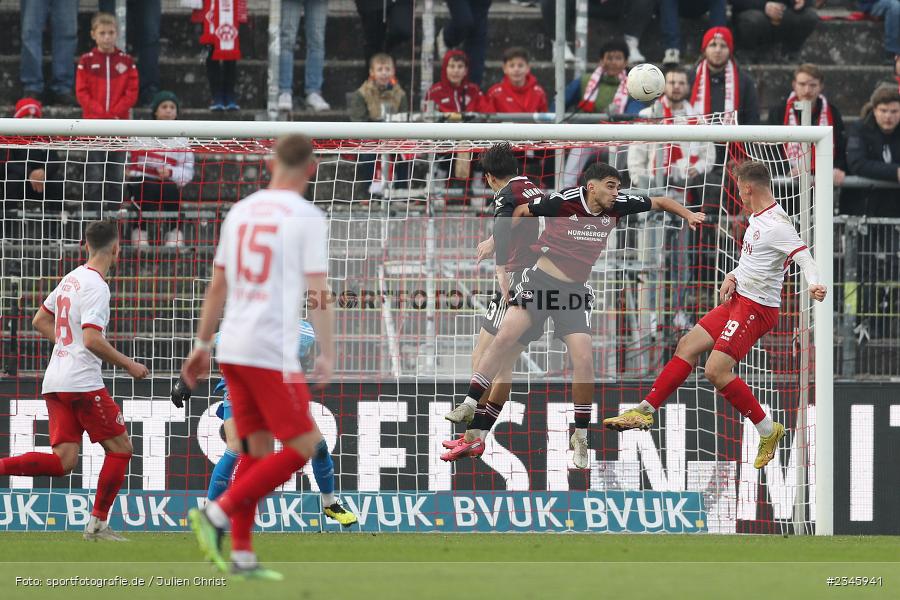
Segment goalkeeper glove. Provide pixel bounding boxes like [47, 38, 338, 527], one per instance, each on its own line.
[170, 376, 193, 409]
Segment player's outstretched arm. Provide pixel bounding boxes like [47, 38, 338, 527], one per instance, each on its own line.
[792, 248, 827, 302]
[31, 308, 56, 344]
[181, 266, 227, 387]
[83, 328, 149, 379]
[476, 236, 494, 263]
[306, 272, 334, 389]
[649, 196, 706, 230]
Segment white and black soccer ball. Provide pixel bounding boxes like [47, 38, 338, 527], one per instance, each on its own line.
[626, 63, 666, 102]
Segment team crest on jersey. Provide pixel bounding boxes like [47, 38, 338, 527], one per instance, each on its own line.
[115, 62, 127, 74]
[753, 230, 760, 241]
[600, 216, 611, 226]
[569, 214, 578, 221]
[117, 413, 125, 426]
[520, 290, 534, 300]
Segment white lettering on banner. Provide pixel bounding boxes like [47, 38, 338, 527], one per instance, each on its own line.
[607, 496, 634, 529]
[616, 402, 686, 491]
[197, 403, 226, 467]
[120, 495, 146, 526]
[546, 403, 598, 490]
[481, 401, 529, 490]
[637, 497, 664, 529]
[80, 431, 106, 490]
[376, 496, 403, 527]
[428, 402, 452, 491]
[10, 400, 49, 490]
[148, 496, 176, 527]
[279, 496, 306, 527]
[535, 496, 562, 528]
[583, 497, 608, 528]
[665, 497, 694, 529]
[850, 405, 874, 522]
[255, 498, 277, 528]
[507, 496, 532, 527]
[738, 405, 816, 521]
[123, 400, 185, 491]
[344, 496, 373, 526]
[16, 495, 43, 526]
[453, 496, 477, 527]
[405, 496, 432, 527]
[357, 401, 408, 491]
[65, 494, 91, 526]
[475, 496, 504, 527]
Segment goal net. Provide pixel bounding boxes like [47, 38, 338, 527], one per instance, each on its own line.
[0, 119, 833, 535]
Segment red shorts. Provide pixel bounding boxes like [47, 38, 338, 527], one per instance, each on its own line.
[44, 388, 126, 446]
[698, 292, 779, 362]
[219, 363, 315, 441]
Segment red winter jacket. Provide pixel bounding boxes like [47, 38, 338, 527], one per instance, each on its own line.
[482, 73, 548, 113]
[76, 48, 139, 119]
[426, 50, 483, 113]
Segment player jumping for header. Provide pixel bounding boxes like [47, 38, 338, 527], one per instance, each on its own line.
[603, 161, 827, 469]
[0, 221, 150, 541]
[452, 162, 705, 469]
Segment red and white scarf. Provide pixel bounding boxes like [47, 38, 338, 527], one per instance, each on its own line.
[578, 66, 629, 114]
[783, 92, 832, 167]
[194, 0, 247, 61]
[660, 96, 701, 175]
[691, 59, 740, 118]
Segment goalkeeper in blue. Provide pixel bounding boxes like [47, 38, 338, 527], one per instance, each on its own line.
[174, 320, 357, 527]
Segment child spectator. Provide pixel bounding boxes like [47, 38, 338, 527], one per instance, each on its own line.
[482, 47, 548, 113]
[76, 12, 139, 213]
[127, 91, 195, 247]
[767, 63, 847, 186]
[426, 50, 483, 114]
[76, 12, 139, 120]
[859, 0, 900, 61]
[191, 0, 248, 110]
[2, 98, 65, 239]
[732, 0, 819, 63]
[349, 54, 410, 198]
[690, 27, 759, 124]
[564, 39, 644, 115]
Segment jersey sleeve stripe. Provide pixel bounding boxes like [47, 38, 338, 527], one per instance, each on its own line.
[305, 271, 327, 276]
[82, 323, 103, 331]
[786, 245, 808, 260]
[41, 304, 55, 316]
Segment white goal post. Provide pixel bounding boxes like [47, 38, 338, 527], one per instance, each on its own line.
[0, 119, 834, 536]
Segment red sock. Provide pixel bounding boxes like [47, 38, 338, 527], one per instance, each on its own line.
[217, 447, 306, 517]
[228, 454, 259, 552]
[0, 452, 65, 477]
[720, 377, 766, 424]
[92, 452, 131, 520]
[645, 356, 693, 409]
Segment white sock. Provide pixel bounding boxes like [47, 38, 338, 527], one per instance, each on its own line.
[321, 493, 336, 507]
[637, 400, 656, 414]
[231, 550, 257, 568]
[205, 500, 229, 529]
[463, 397, 478, 409]
[755, 415, 774, 437]
[574, 428, 588, 441]
[86, 516, 104, 531]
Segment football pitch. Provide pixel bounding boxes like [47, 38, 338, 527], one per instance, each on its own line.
[0, 533, 898, 600]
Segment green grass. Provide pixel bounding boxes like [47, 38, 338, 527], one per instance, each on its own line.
[1, 533, 898, 600]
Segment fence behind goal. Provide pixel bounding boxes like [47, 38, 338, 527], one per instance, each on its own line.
[0, 120, 834, 535]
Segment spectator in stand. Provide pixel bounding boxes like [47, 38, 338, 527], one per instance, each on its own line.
[482, 47, 548, 113]
[349, 53, 410, 198]
[767, 63, 847, 186]
[20, 0, 79, 106]
[660, 0, 727, 66]
[277, 0, 330, 112]
[76, 12, 138, 212]
[539, 0, 655, 64]
[2, 98, 65, 239]
[731, 0, 819, 63]
[354, 0, 414, 68]
[438, 0, 492, 86]
[561, 40, 643, 187]
[844, 86, 900, 217]
[859, 0, 900, 61]
[690, 27, 759, 124]
[191, 0, 248, 110]
[426, 50, 484, 184]
[127, 91, 195, 248]
[99, 0, 161, 105]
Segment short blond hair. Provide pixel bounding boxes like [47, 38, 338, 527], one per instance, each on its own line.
[91, 12, 117, 30]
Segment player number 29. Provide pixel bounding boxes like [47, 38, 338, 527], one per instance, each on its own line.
[720, 319, 740, 341]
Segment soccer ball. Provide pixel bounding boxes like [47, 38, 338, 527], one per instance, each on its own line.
[626, 63, 665, 102]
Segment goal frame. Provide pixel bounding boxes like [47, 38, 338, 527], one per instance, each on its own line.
[0, 118, 835, 535]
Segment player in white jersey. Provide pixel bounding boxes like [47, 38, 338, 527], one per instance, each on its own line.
[604, 162, 827, 469]
[0, 221, 149, 541]
[181, 135, 334, 580]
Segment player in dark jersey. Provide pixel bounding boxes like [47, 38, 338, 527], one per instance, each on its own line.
[442, 143, 544, 461]
[456, 161, 705, 468]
